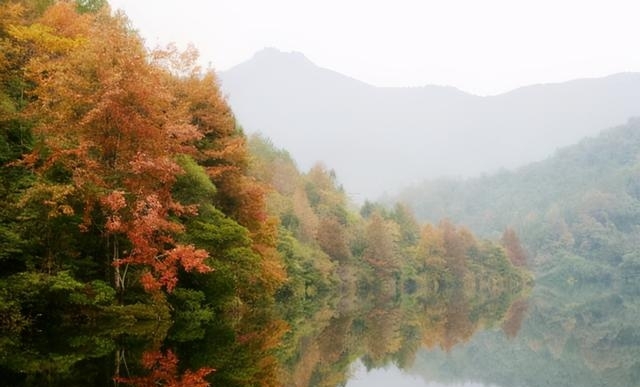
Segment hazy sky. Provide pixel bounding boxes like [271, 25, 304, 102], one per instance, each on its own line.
[108, 0, 640, 96]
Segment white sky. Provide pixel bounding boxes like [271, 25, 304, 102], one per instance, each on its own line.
[108, 0, 640, 96]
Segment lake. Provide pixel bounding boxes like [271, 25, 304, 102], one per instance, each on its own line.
[2, 273, 638, 387]
[342, 280, 640, 387]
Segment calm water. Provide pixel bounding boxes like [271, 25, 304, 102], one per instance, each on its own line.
[341, 281, 640, 387]
[2, 278, 638, 387]
[346, 361, 497, 387]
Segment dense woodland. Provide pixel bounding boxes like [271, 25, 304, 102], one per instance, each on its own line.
[0, 1, 529, 386]
[397, 119, 640, 286]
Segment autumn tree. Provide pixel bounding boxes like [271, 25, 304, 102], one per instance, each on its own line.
[316, 215, 351, 262]
[390, 203, 420, 248]
[363, 305, 403, 365]
[291, 186, 319, 242]
[501, 227, 528, 267]
[114, 350, 214, 387]
[362, 213, 401, 289]
[501, 298, 529, 338]
[13, 2, 211, 293]
[440, 219, 473, 278]
[168, 66, 285, 296]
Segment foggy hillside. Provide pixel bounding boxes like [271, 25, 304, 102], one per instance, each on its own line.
[395, 118, 640, 267]
[220, 48, 640, 199]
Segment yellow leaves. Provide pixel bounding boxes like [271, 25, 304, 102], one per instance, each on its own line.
[150, 42, 200, 77]
[3, 1, 91, 56]
[39, 0, 92, 37]
[418, 224, 444, 257]
[0, 2, 26, 28]
[0, 91, 16, 118]
[18, 182, 77, 218]
[7, 23, 85, 54]
[292, 186, 319, 242]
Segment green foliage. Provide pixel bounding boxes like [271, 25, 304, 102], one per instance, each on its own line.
[0, 272, 119, 329]
[179, 202, 266, 307]
[173, 155, 217, 205]
[168, 288, 215, 342]
[74, 0, 107, 13]
[397, 119, 640, 284]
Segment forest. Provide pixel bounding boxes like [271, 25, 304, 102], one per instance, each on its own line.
[0, 1, 530, 386]
[396, 119, 640, 286]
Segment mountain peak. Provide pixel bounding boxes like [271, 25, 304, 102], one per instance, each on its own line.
[250, 47, 312, 65]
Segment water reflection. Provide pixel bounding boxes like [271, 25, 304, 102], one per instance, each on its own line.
[114, 350, 213, 387]
[399, 281, 640, 387]
[0, 306, 285, 387]
[4, 249, 637, 386]
[278, 277, 528, 387]
[0, 281, 525, 387]
[346, 361, 498, 387]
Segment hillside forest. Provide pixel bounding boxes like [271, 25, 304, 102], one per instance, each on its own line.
[0, 1, 530, 386]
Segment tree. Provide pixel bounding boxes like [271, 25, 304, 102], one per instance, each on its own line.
[390, 203, 420, 248]
[440, 219, 472, 278]
[15, 2, 211, 293]
[170, 68, 286, 295]
[501, 298, 529, 338]
[316, 216, 350, 262]
[501, 227, 528, 267]
[362, 213, 400, 277]
[114, 350, 214, 387]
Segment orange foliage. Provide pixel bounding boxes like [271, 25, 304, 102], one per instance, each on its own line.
[316, 216, 350, 262]
[7, 0, 285, 300]
[501, 227, 528, 267]
[170, 66, 286, 293]
[114, 350, 214, 387]
[18, 3, 212, 292]
[502, 298, 529, 338]
[440, 219, 473, 276]
[106, 193, 211, 293]
[363, 214, 400, 275]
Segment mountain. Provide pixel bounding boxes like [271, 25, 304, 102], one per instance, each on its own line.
[220, 48, 640, 199]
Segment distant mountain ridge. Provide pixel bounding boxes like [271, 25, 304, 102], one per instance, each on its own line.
[220, 48, 640, 199]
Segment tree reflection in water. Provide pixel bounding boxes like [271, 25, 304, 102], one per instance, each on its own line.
[114, 350, 213, 387]
[0, 277, 528, 387]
